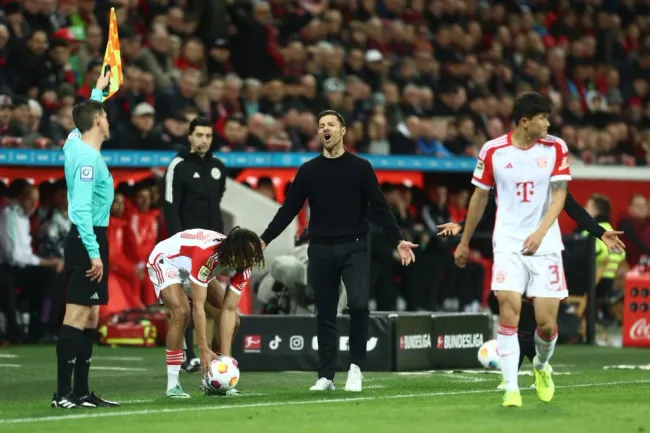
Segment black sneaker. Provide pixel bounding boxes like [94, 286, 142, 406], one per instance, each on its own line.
[51, 393, 81, 409]
[182, 358, 201, 373]
[79, 391, 120, 408]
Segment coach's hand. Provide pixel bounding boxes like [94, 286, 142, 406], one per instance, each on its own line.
[397, 241, 418, 266]
[200, 349, 220, 377]
[454, 242, 469, 268]
[437, 222, 462, 237]
[87, 258, 104, 282]
[522, 230, 544, 256]
[601, 230, 625, 254]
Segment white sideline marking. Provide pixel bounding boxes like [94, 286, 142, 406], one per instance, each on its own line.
[443, 374, 490, 383]
[93, 357, 144, 362]
[0, 354, 18, 359]
[91, 367, 148, 372]
[1, 379, 649, 425]
[121, 393, 267, 404]
[0, 363, 20, 368]
[365, 385, 386, 389]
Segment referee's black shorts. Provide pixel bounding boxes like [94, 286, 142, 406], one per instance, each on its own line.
[64, 225, 109, 306]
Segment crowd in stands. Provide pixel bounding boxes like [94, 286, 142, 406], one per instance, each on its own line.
[0, 0, 649, 164]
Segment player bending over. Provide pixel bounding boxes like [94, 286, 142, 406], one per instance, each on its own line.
[147, 227, 265, 398]
[437, 189, 626, 389]
[455, 92, 571, 408]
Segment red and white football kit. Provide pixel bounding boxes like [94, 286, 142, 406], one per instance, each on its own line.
[471, 132, 571, 299]
[146, 229, 251, 299]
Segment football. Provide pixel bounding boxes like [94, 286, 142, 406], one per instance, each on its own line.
[477, 339, 500, 369]
[206, 356, 240, 391]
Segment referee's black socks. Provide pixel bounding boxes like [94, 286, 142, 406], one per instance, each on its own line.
[73, 328, 96, 396]
[56, 325, 83, 396]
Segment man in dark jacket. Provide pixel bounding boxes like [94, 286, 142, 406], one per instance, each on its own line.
[163, 117, 227, 373]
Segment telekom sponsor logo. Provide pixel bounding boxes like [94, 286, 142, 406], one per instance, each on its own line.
[629, 318, 650, 340]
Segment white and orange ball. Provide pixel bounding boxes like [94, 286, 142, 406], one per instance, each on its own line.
[206, 356, 240, 391]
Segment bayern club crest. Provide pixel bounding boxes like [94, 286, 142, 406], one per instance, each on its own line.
[536, 156, 548, 168]
[495, 270, 506, 283]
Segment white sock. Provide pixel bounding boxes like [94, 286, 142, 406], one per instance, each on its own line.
[497, 324, 520, 392]
[534, 327, 558, 370]
[166, 349, 183, 391]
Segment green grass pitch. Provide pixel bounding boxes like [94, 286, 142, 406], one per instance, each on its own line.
[0, 345, 649, 432]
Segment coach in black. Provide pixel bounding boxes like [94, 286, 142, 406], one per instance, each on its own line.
[260, 110, 417, 392]
[164, 117, 227, 372]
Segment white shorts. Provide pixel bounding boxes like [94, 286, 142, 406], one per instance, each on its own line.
[147, 254, 200, 300]
[491, 252, 568, 299]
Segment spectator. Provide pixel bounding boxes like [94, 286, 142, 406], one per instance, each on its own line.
[102, 192, 145, 319]
[618, 194, 650, 267]
[108, 102, 166, 150]
[256, 176, 277, 201]
[583, 194, 626, 323]
[137, 25, 175, 91]
[0, 182, 62, 339]
[124, 183, 160, 306]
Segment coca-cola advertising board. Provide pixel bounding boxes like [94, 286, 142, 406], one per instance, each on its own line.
[622, 270, 650, 348]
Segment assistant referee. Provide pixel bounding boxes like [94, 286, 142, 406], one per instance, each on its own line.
[260, 110, 417, 392]
[52, 70, 119, 409]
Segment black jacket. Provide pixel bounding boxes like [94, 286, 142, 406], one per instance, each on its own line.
[163, 151, 227, 236]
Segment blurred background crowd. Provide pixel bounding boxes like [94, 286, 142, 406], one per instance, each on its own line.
[0, 0, 649, 163]
[0, 0, 650, 345]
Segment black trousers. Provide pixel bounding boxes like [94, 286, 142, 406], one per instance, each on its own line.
[308, 240, 369, 380]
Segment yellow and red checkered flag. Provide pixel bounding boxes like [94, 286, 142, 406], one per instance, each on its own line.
[101, 7, 123, 101]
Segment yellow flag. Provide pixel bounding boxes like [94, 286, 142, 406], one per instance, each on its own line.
[102, 8, 124, 102]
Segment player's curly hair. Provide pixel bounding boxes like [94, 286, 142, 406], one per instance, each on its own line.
[218, 226, 266, 271]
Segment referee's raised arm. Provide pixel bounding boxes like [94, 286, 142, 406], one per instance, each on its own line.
[53, 69, 120, 410]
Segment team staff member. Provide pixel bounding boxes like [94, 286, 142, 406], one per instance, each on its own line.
[53, 70, 119, 410]
[260, 110, 417, 392]
[163, 117, 227, 373]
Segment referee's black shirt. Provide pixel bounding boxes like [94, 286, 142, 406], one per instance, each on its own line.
[260, 152, 403, 246]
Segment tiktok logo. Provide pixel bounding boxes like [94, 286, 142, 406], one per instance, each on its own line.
[516, 181, 535, 203]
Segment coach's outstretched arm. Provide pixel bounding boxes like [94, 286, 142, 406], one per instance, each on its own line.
[259, 166, 309, 248]
[441, 190, 616, 244]
[361, 160, 417, 265]
[455, 187, 490, 268]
